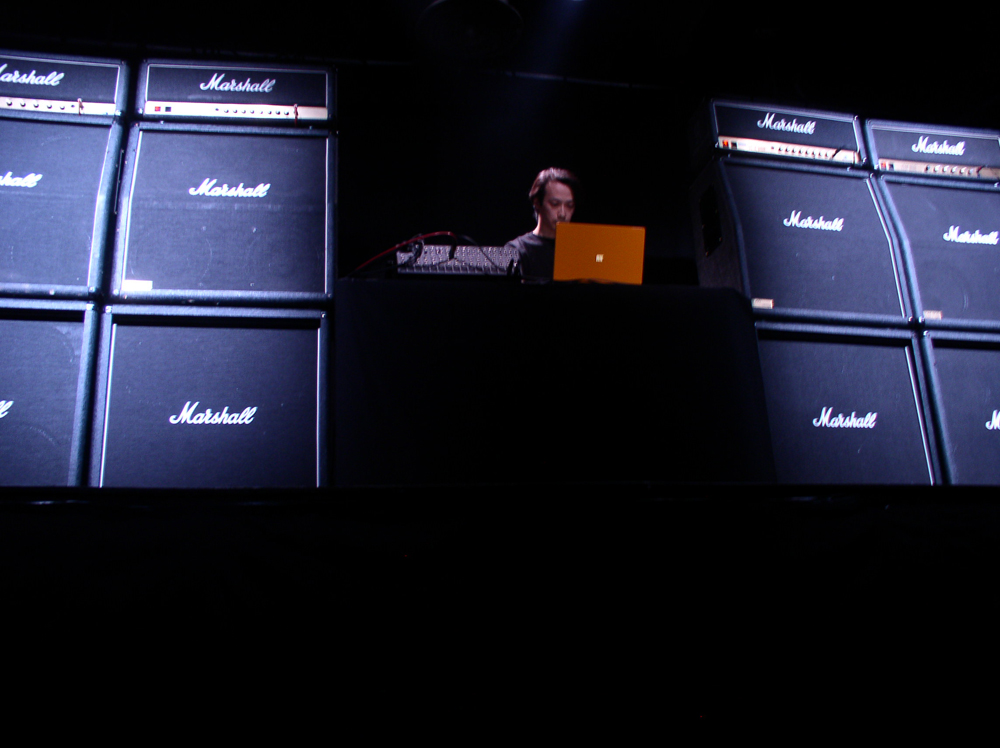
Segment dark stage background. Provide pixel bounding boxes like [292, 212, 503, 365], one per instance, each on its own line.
[4, 2, 1000, 724]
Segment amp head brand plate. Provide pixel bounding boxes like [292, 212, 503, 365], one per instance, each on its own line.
[0, 116, 120, 295]
[116, 123, 331, 301]
[0, 50, 127, 118]
[711, 100, 864, 165]
[139, 60, 332, 122]
[94, 309, 325, 488]
[867, 120, 1000, 180]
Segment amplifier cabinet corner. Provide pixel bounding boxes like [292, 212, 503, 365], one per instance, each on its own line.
[113, 122, 334, 305]
[756, 322, 938, 485]
[89, 305, 327, 488]
[0, 299, 97, 486]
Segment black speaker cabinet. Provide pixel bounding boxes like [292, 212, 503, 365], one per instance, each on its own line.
[114, 122, 334, 304]
[0, 113, 122, 298]
[756, 322, 937, 484]
[90, 306, 327, 488]
[136, 59, 333, 124]
[866, 120, 1000, 182]
[693, 157, 910, 325]
[692, 99, 866, 170]
[1, 49, 128, 119]
[922, 331, 1000, 485]
[877, 174, 1000, 331]
[0, 300, 97, 486]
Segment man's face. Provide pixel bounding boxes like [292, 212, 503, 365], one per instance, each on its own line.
[536, 180, 575, 236]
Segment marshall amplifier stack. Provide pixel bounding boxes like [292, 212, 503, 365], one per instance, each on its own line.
[692, 100, 939, 484]
[0, 52, 335, 488]
[867, 119, 1000, 484]
[83, 59, 336, 488]
[0, 50, 126, 485]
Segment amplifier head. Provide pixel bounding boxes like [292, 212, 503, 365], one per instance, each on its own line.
[137, 59, 334, 124]
[91, 306, 327, 488]
[0, 49, 128, 119]
[697, 99, 865, 168]
[866, 120, 1000, 181]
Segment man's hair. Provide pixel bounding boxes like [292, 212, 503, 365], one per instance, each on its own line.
[529, 167, 580, 217]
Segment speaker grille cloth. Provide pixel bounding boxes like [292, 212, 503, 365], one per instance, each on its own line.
[0, 119, 111, 286]
[0, 317, 83, 485]
[125, 130, 326, 293]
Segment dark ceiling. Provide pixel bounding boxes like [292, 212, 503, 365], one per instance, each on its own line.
[6, 1, 1000, 126]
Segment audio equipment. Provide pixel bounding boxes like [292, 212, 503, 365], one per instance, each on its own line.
[694, 99, 865, 168]
[113, 122, 334, 304]
[395, 245, 519, 276]
[693, 157, 910, 325]
[0, 299, 96, 486]
[877, 175, 1000, 331]
[756, 322, 938, 484]
[922, 331, 1000, 485]
[90, 305, 327, 488]
[866, 120, 1000, 181]
[0, 49, 128, 119]
[0, 113, 123, 298]
[136, 60, 333, 123]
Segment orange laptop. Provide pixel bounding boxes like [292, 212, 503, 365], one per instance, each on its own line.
[553, 222, 646, 284]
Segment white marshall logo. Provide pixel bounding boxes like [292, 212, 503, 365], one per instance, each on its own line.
[986, 411, 1000, 430]
[757, 112, 817, 135]
[0, 171, 42, 188]
[0, 63, 64, 86]
[911, 135, 966, 156]
[783, 210, 844, 232]
[188, 178, 270, 198]
[168, 401, 257, 425]
[0, 400, 12, 419]
[200, 73, 276, 94]
[813, 407, 878, 429]
[943, 225, 999, 245]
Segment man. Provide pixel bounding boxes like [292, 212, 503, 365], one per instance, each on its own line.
[505, 167, 579, 282]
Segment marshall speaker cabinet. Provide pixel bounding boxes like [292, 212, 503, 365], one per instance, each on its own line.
[877, 175, 1000, 331]
[692, 99, 867, 170]
[756, 322, 938, 484]
[1, 49, 129, 119]
[113, 122, 334, 304]
[0, 113, 123, 298]
[918, 331, 1000, 485]
[136, 59, 333, 124]
[89, 306, 327, 488]
[693, 157, 910, 325]
[0, 300, 97, 486]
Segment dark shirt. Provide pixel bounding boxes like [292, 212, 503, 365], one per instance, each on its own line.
[504, 231, 555, 282]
